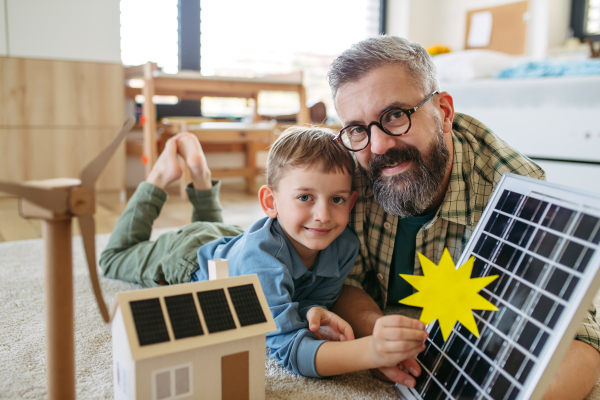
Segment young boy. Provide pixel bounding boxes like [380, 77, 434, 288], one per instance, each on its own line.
[100, 127, 427, 378]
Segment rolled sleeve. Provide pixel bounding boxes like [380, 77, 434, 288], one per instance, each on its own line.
[297, 336, 326, 377]
[575, 304, 600, 352]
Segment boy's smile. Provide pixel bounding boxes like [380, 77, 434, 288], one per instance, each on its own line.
[261, 167, 357, 269]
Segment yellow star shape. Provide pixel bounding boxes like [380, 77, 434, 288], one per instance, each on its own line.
[399, 249, 499, 341]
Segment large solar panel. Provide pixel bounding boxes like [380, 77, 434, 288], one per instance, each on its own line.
[397, 174, 600, 400]
[165, 293, 204, 339]
[130, 298, 170, 346]
[196, 289, 237, 333]
[228, 284, 267, 327]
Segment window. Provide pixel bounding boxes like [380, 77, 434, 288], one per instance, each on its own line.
[587, 0, 600, 35]
[116, 361, 129, 396]
[571, 0, 600, 40]
[152, 363, 193, 400]
[120, 0, 179, 73]
[120, 1, 382, 120]
[200, 0, 381, 120]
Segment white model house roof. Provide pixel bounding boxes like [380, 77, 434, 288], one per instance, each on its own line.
[111, 274, 276, 361]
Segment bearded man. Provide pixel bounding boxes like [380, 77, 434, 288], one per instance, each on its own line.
[327, 36, 600, 399]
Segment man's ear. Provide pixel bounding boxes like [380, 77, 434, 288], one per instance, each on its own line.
[349, 191, 358, 211]
[436, 91, 455, 134]
[258, 185, 278, 218]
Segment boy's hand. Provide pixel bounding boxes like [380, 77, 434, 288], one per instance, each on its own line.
[307, 307, 355, 342]
[369, 315, 427, 369]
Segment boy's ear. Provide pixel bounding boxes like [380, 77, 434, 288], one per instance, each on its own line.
[349, 191, 358, 211]
[258, 185, 278, 218]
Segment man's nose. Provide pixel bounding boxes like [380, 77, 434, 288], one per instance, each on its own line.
[369, 125, 397, 155]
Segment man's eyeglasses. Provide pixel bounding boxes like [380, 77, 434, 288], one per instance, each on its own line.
[334, 91, 439, 152]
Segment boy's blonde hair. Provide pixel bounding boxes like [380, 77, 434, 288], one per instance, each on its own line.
[266, 126, 355, 190]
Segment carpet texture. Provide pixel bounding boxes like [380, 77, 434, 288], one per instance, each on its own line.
[1, 232, 600, 399]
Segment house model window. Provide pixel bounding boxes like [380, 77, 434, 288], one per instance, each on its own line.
[152, 363, 193, 400]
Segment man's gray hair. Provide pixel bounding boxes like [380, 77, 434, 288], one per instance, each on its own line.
[327, 36, 440, 102]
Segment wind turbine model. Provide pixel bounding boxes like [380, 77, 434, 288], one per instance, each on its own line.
[0, 118, 135, 400]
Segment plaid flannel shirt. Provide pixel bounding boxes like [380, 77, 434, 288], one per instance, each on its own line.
[347, 113, 600, 351]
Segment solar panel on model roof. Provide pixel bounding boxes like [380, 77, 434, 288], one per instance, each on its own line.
[197, 289, 237, 333]
[130, 298, 170, 346]
[228, 284, 267, 327]
[165, 293, 204, 340]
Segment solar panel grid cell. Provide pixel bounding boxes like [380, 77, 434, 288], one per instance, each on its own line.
[573, 214, 599, 242]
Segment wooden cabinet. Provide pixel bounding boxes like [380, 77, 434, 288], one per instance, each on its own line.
[0, 57, 125, 192]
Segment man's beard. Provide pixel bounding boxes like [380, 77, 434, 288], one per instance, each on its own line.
[360, 121, 450, 218]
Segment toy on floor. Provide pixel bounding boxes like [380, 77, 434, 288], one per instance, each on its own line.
[0, 118, 135, 400]
[399, 249, 499, 340]
[110, 259, 276, 400]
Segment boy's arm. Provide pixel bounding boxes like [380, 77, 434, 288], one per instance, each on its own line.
[240, 260, 326, 377]
[331, 284, 425, 385]
[314, 315, 427, 376]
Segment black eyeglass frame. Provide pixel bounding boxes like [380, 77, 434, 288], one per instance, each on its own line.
[334, 90, 439, 152]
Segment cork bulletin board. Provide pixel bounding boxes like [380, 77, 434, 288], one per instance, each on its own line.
[465, 1, 529, 55]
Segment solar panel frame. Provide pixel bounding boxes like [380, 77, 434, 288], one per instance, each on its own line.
[129, 298, 171, 346]
[196, 289, 237, 333]
[228, 284, 268, 327]
[396, 173, 600, 400]
[164, 293, 204, 340]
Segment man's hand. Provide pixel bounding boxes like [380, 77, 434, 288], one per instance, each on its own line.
[306, 307, 355, 342]
[368, 315, 427, 372]
[371, 357, 423, 388]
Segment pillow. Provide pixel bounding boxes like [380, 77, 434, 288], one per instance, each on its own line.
[432, 50, 518, 82]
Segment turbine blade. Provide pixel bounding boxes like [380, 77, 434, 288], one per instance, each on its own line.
[0, 181, 68, 213]
[80, 117, 136, 190]
[78, 213, 109, 323]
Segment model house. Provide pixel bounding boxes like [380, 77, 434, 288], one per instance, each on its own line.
[110, 259, 276, 400]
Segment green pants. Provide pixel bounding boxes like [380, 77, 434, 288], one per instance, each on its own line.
[99, 181, 244, 288]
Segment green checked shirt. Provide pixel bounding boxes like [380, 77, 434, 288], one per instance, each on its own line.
[346, 113, 600, 351]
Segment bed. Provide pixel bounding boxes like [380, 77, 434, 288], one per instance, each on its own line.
[435, 50, 600, 195]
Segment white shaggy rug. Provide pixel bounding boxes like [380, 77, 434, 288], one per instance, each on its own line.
[1, 232, 600, 399]
[0, 231, 399, 399]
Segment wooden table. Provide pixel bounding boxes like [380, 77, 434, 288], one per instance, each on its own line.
[125, 62, 310, 176]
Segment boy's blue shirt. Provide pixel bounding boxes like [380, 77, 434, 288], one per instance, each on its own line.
[193, 216, 360, 377]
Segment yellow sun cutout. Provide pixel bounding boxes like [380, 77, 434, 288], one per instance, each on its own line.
[399, 249, 499, 341]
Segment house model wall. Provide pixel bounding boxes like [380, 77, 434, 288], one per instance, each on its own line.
[110, 262, 276, 400]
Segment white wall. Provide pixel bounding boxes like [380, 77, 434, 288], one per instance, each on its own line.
[386, 0, 572, 57]
[0, 0, 6, 56]
[5, 0, 121, 63]
[386, 0, 410, 38]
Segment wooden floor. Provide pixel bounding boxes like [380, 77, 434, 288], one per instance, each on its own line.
[0, 182, 265, 243]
